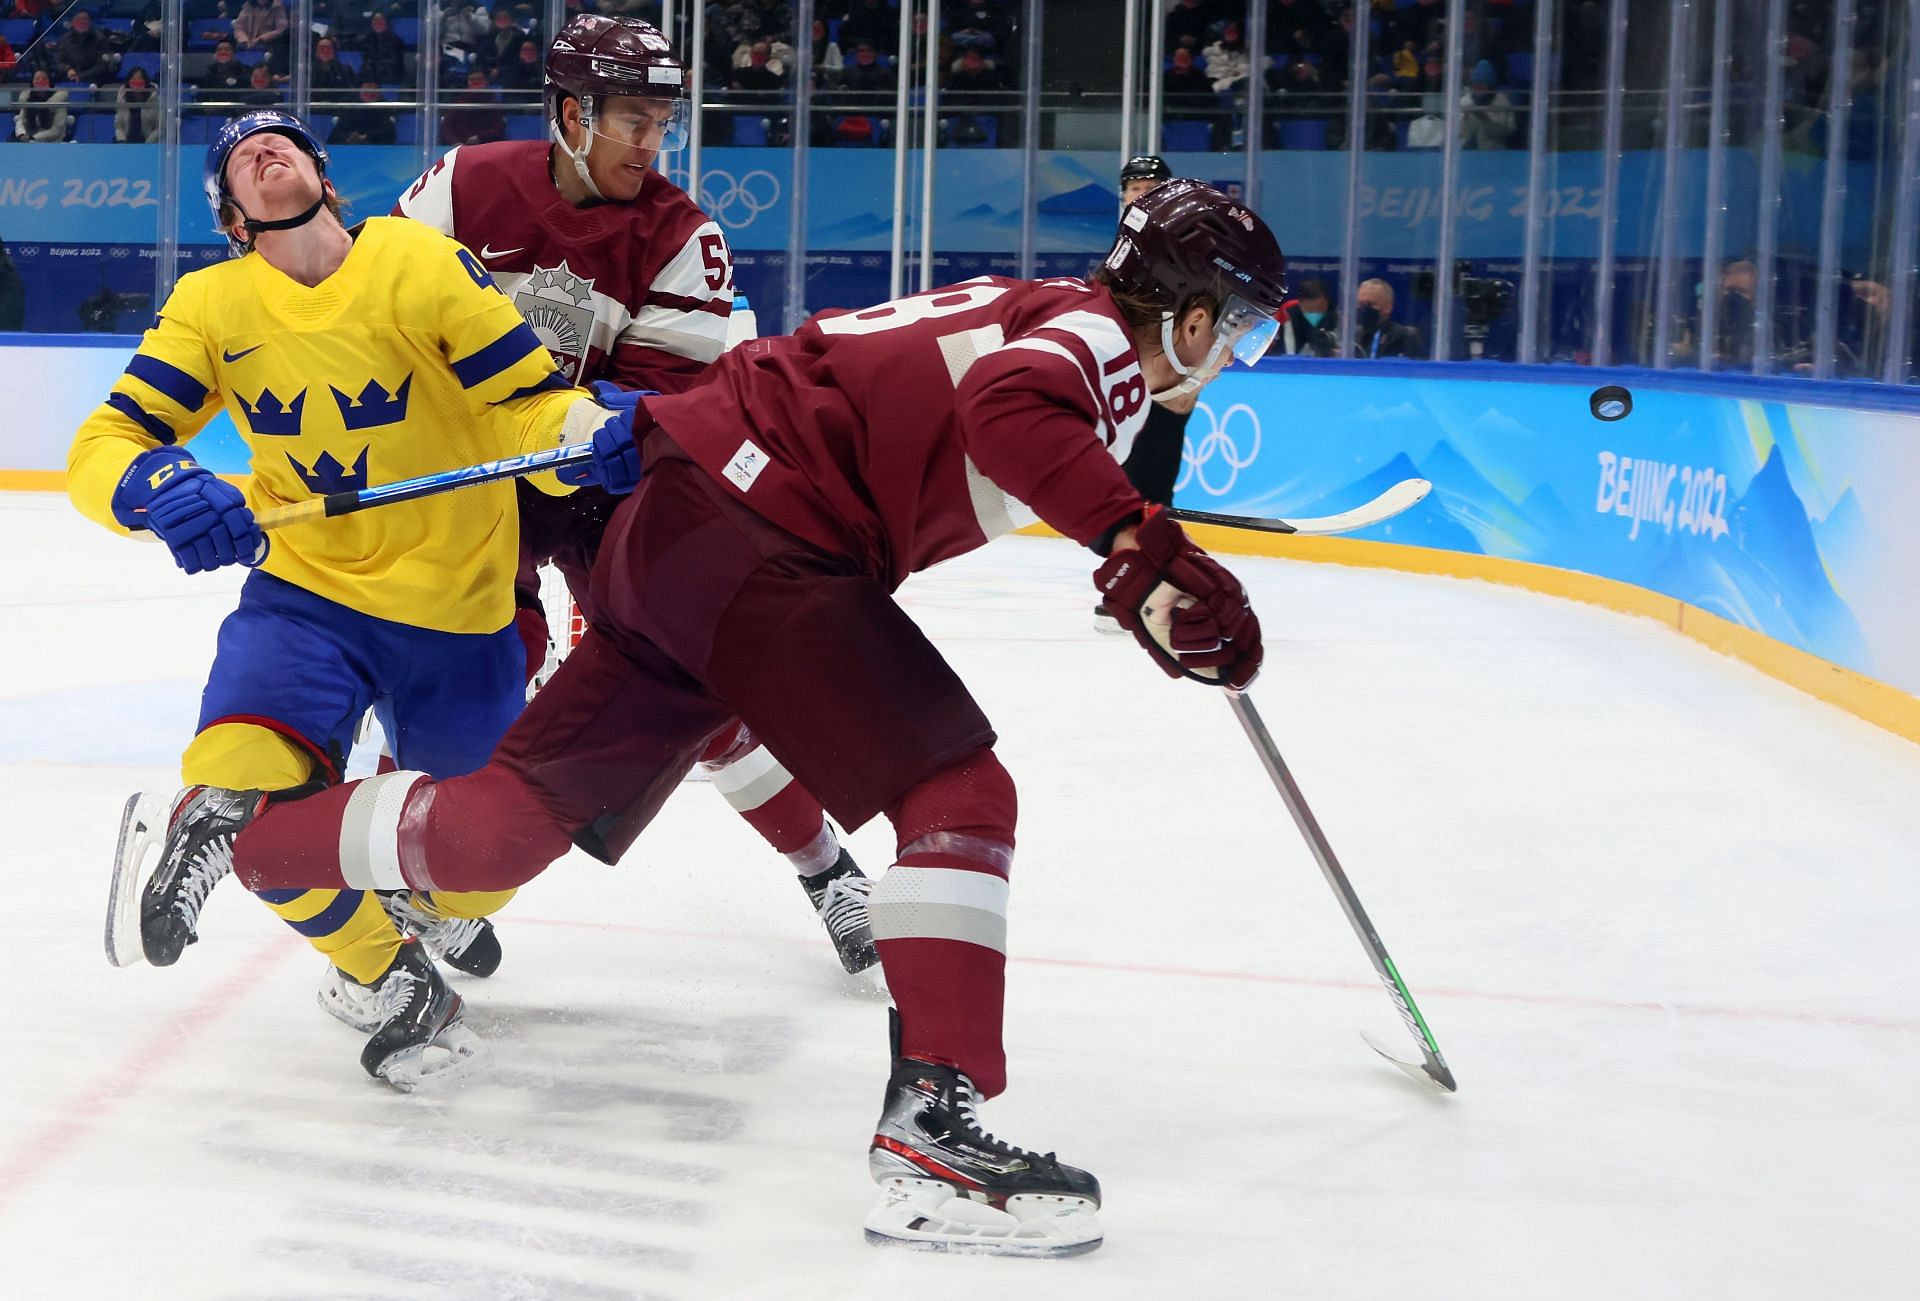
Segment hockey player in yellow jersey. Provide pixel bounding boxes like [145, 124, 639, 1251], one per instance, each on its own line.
[73, 111, 645, 1088]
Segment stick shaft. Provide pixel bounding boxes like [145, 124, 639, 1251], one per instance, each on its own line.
[1227, 690, 1455, 1090]
[252, 443, 594, 532]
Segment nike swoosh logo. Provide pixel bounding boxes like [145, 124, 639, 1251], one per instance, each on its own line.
[222, 344, 263, 363]
[480, 245, 524, 260]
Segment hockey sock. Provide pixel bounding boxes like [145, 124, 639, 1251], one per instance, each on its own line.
[870, 746, 1016, 1098]
[183, 723, 405, 979]
[233, 764, 572, 895]
[700, 725, 843, 876]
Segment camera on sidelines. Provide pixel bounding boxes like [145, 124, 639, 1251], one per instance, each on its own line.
[1414, 259, 1516, 326]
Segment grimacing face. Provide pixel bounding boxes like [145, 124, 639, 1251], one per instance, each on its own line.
[224, 132, 324, 232]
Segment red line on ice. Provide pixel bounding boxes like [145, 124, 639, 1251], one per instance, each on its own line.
[509, 915, 1916, 1033]
[0, 933, 295, 1221]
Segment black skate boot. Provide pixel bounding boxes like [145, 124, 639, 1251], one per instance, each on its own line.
[124, 786, 265, 967]
[865, 1046, 1102, 1255]
[381, 891, 503, 977]
[356, 938, 482, 1090]
[800, 850, 879, 974]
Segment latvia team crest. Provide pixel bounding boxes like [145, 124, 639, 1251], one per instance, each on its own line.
[515, 261, 598, 382]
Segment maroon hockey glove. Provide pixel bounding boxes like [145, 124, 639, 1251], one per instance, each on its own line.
[1093, 507, 1263, 689]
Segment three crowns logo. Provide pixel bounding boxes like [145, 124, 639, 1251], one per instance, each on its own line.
[239, 386, 306, 437]
[329, 375, 412, 432]
[287, 446, 370, 496]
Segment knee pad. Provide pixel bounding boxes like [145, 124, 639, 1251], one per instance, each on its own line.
[182, 722, 321, 792]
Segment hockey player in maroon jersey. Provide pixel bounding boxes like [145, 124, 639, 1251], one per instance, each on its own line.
[383, 14, 881, 981]
[139, 180, 1286, 1255]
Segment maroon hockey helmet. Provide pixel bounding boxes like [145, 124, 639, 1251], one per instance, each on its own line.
[546, 15, 690, 150]
[1103, 179, 1288, 320]
[1102, 180, 1289, 392]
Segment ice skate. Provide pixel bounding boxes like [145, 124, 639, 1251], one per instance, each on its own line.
[865, 1055, 1103, 1257]
[381, 890, 502, 977]
[356, 939, 483, 1091]
[800, 850, 879, 974]
[316, 962, 384, 1033]
[106, 785, 262, 968]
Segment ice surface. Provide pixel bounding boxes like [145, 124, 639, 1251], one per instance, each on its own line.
[2, 490, 1916, 1299]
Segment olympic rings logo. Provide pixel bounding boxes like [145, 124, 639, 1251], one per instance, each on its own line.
[1177, 401, 1262, 497]
[695, 168, 782, 228]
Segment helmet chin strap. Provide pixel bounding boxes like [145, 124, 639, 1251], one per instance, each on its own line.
[554, 93, 606, 200]
[239, 194, 327, 238]
[1149, 311, 1231, 403]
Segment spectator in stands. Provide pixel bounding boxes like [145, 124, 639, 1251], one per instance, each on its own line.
[240, 59, 282, 107]
[0, 237, 22, 333]
[114, 64, 158, 142]
[231, 0, 290, 68]
[1269, 0, 1329, 63]
[1712, 259, 1758, 367]
[312, 35, 357, 102]
[1386, 0, 1444, 54]
[358, 11, 409, 86]
[443, 1, 490, 55]
[838, 0, 897, 54]
[55, 8, 116, 85]
[441, 65, 506, 144]
[198, 39, 248, 97]
[1279, 277, 1339, 356]
[730, 40, 786, 91]
[1459, 59, 1514, 149]
[946, 47, 1003, 93]
[499, 35, 543, 92]
[810, 17, 843, 84]
[1165, 0, 1221, 52]
[949, 4, 1010, 62]
[839, 40, 893, 93]
[12, 0, 55, 22]
[477, 7, 524, 72]
[1163, 46, 1211, 99]
[1203, 20, 1250, 92]
[14, 68, 70, 140]
[1355, 278, 1422, 357]
[0, 29, 17, 83]
[331, 78, 398, 144]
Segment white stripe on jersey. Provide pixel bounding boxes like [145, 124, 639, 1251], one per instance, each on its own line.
[616, 220, 732, 364]
[395, 146, 461, 235]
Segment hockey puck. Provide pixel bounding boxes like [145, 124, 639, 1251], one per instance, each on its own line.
[1590, 385, 1633, 421]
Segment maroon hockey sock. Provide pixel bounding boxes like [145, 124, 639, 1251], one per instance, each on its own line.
[234, 763, 573, 894]
[871, 747, 1018, 1098]
[701, 724, 841, 873]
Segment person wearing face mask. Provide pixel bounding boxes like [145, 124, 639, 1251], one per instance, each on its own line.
[1460, 59, 1514, 150]
[1355, 277, 1422, 358]
[1279, 277, 1339, 356]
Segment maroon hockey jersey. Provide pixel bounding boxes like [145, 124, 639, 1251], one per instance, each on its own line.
[646, 276, 1152, 588]
[394, 140, 733, 394]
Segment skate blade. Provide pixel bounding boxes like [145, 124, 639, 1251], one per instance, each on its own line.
[317, 971, 384, 1035]
[104, 791, 169, 968]
[862, 1178, 1103, 1258]
[374, 1022, 486, 1093]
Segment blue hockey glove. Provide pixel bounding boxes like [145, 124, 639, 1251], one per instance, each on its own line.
[111, 447, 269, 575]
[587, 380, 658, 411]
[558, 402, 644, 495]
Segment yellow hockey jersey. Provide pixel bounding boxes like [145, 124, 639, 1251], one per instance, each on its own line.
[68, 216, 592, 634]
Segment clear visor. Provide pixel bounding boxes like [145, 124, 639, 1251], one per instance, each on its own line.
[587, 96, 690, 152]
[1216, 294, 1280, 367]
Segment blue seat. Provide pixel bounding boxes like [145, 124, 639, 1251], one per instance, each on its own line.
[235, 48, 266, 67]
[394, 111, 417, 145]
[1161, 119, 1210, 151]
[0, 112, 14, 140]
[339, 50, 363, 74]
[505, 114, 545, 140]
[1278, 118, 1328, 150]
[0, 18, 33, 45]
[98, 17, 134, 35]
[1507, 51, 1534, 83]
[307, 112, 335, 139]
[57, 84, 95, 103]
[732, 114, 768, 146]
[75, 111, 116, 142]
[121, 52, 163, 82]
[391, 16, 420, 46]
[180, 115, 218, 143]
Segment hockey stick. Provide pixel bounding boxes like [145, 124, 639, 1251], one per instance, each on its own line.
[252, 442, 595, 531]
[1172, 478, 1431, 537]
[1227, 689, 1457, 1092]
